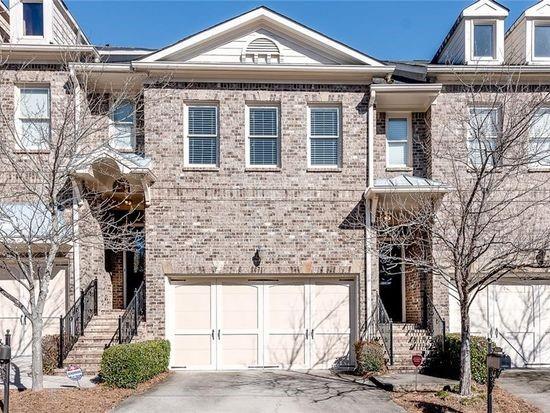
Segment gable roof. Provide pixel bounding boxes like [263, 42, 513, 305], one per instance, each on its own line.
[138, 6, 384, 66]
[431, 0, 509, 64]
[507, 0, 550, 39]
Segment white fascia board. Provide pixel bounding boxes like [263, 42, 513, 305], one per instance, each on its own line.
[370, 84, 442, 93]
[462, 0, 509, 18]
[138, 7, 384, 66]
[132, 61, 393, 74]
[364, 185, 452, 199]
[426, 64, 550, 73]
[70, 62, 133, 73]
[0, 43, 99, 61]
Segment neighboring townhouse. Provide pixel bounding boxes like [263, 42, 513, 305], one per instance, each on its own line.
[0, 0, 549, 374]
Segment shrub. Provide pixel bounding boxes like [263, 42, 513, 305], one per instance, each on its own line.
[423, 333, 490, 384]
[42, 335, 60, 375]
[354, 340, 386, 375]
[100, 339, 170, 388]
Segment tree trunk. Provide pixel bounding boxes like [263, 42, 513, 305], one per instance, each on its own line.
[459, 300, 472, 396]
[31, 317, 44, 391]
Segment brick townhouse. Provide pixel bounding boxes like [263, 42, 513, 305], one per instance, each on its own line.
[0, 0, 549, 373]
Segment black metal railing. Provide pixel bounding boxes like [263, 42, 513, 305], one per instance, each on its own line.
[375, 293, 393, 365]
[58, 278, 98, 368]
[423, 291, 446, 353]
[105, 281, 146, 348]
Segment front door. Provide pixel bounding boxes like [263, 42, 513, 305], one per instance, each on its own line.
[124, 232, 145, 307]
[379, 244, 404, 322]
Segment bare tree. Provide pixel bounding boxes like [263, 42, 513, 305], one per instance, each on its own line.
[0, 50, 153, 390]
[368, 72, 550, 396]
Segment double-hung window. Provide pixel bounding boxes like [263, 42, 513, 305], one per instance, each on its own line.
[186, 105, 218, 167]
[247, 106, 279, 167]
[308, 107, 340, 168]
[23, 1, 44, 37]
[468, 107, 500, 167]
[534, 24, 550, 59]
[110, 100, 135, 150]
[386, 114, 411, 168]
[17, 87, 50, 150]
[473, 23, 495, 59]
[530, 108, 550, 167]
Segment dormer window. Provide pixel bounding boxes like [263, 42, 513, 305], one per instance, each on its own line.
[534, 24, 550, 58]
[23, 1, 43, 37]
[242, 38, 280, 64]
[473, 23, 495, 58]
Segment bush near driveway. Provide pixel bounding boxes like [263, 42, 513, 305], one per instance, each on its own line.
[354, 340, 386, 375]
[423, 333, 491, 384]
[100, 339, 170, 388]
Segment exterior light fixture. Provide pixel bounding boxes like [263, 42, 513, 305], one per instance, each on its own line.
[252, 248, 261, 267]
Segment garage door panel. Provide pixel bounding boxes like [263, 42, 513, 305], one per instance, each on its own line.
[221, 284, 259, 330]
[172, 335, 214, 367]
[266, 334, 307, 367]
[173, 284, 213, 330]
[312, 333, 351, 369]
[221, 334, 259, 367]
[312, 283, 350, 333]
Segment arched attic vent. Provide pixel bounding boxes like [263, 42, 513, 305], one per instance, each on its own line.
[242, 37, 281, 64]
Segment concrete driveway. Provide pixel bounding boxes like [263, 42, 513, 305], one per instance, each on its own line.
[499, 369, 550, 412]
[114, 370, 405, 413]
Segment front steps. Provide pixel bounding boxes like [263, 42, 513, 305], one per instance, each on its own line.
[388, 323, 433, 372]
[56, 310, 123, 376]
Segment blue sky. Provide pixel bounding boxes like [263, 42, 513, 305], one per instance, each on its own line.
[66, 0, 534, 61]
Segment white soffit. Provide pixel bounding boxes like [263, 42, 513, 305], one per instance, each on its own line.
[138, 7, 385, 67]
[462, 0, 509, 18]
[371, 84, 442, 111]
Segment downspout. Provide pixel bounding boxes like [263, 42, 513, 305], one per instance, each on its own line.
[69, 67, 81, 300]
[365, 89, 375, 338]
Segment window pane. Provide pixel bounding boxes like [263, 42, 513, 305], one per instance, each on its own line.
[310, 137, 338, 166]
[530, 109, 550, 165]
[531, 109, 550, 138]
[20, 119, 49, 149]
[113, 101, 134, 123]
[310, 108, 338, 137]
[469, 108, 498, 138]
[20, 88, 49, 118]
[474, 24, 494, 57]
[468, 138, 496, 166]
[189, 107, 217, 136]
[387, 142, 407, 166]
[189, 137, 217, 165]
[535, 26, 550, 58]
[531, 139, 550, 165]
[250, 137, 277, 166]
[23, 3, 44, 36]
[112, 124, 133, 149]
[249, 108, 277, 136]
[387, 118, 408, 141]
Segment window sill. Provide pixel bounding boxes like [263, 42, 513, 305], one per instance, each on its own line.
[528, 167, 550, 173]
[182, 166, 219, 172]
[386, 166, 413, 172]
[245, 167, 281, 172]
[306, 167, 342, 173]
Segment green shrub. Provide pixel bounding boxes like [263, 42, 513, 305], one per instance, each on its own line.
[423, 333, 490, 384]
[100, 339, 170, 388]
[354, 340, 386, 375]
[42, 334, 59, 375]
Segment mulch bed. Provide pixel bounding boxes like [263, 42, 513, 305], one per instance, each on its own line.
[8, 371, 172, 413]
[392, 384, 540, 413]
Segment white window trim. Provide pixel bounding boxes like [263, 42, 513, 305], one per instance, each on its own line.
[15, 85, 51, 151]
[470, 20, 497, 61]
[109, 99, 136, 152]
[528, 107, 550, 170]
[245, 105, 280, 168]
[467, 106, 500, 168]
[385, 112, 412, 169]
[307, 106, 341, 169]
[11, 0, 52, 44]
[184, 104, 219, 168]
[530, 21, 550, 63]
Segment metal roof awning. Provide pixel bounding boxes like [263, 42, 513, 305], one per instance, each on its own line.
[370, 84, 442, 111]
[366, 175, 452, 198]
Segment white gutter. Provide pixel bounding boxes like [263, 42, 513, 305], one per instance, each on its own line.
[131, 62, 395, 75]
[0, 43, 96, 53]
[69, 62, 133, 73]
[370, 83, 443, 93]
[427, 65, 550, 74]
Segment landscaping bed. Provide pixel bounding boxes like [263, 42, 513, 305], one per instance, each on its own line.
[9, 371, 171, 413]
[391, 384, 541, 413]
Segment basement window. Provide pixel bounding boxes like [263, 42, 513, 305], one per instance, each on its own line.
[23, 2, 44, 37]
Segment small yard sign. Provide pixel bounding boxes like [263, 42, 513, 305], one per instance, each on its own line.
[66, 365, 83, 388]
[411, 354, 423, 392]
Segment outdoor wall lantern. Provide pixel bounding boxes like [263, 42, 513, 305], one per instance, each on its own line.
[252, 247, 261, 267]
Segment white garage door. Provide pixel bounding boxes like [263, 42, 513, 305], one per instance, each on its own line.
[467, 281, 550, 367]
[167, 278, 355, 370]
